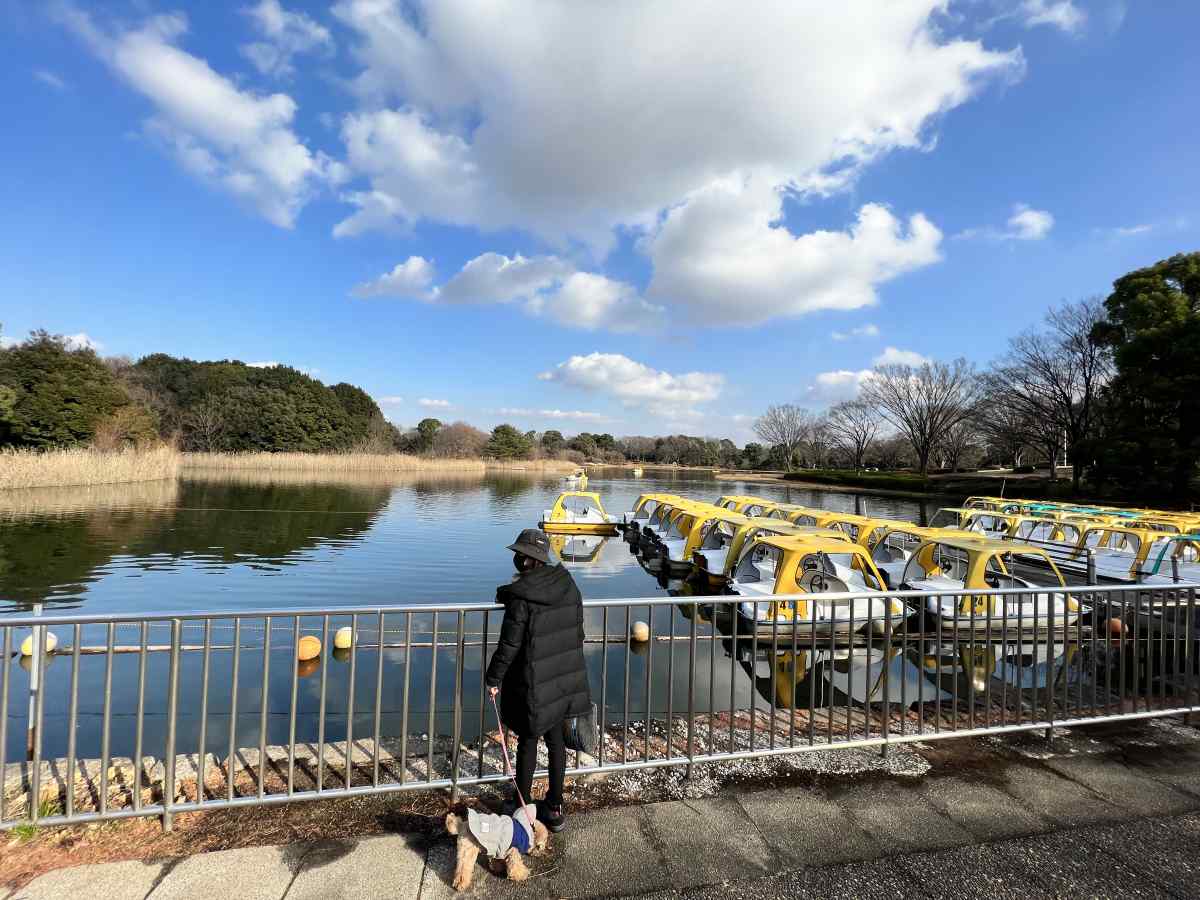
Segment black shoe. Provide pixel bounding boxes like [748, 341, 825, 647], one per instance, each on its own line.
[538, 802, 566, 833]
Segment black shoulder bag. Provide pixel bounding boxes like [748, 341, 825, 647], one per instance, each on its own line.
[563, 703, 599, 755]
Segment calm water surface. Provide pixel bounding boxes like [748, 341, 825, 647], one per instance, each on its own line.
[2, 472, 1031, 765]
[0, 470, 934, 615]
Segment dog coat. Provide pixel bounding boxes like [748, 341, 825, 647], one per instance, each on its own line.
[466, 807, 535, 859]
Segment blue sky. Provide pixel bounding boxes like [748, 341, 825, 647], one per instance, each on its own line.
[1, 0, 1196, 442]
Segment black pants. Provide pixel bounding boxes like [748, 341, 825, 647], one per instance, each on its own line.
[515, 724, 565, 808]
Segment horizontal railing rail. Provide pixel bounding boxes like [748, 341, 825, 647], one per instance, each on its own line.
[3, 581, 1198, 831]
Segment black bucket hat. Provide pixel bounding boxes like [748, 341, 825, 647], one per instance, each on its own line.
[508, 528, 553, 565]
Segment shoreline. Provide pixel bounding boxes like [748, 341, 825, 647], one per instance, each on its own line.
[719, 471, 962, 501]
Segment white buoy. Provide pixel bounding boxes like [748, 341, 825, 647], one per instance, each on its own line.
[631, 620, 650, 643]
[19, 631, 58, 657]
[334, 626, 355, 650]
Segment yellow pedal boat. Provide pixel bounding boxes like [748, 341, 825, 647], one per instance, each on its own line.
[540, 491, 618, 535]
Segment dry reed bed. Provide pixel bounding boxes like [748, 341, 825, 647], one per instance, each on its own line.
[0, 446, 180, 491]
[182, 452, 577, 475]
[0, 448, 578, 492]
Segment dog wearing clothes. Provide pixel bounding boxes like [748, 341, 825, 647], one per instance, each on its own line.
[444, 805, 550, 891]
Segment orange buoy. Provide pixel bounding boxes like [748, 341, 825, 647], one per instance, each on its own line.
[297, 635, 322, 661]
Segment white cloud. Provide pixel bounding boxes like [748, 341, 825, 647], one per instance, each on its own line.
[418, 398, 451, 409]
[351, 256, 436, 298]
[1, 336, 21, 349]
[247, 360, 281, 368]
[1006, 203, 1054, 240]
[872, 346, 930, 367]
[539, 352, 723, 417]
[495, 408, 607, 422]
[958, 203, 1054, 241]
[368, 251, 664, 333]
[377, 395, 404, 405]
[34, 69, 68, 91]
[806, 369, 875, 404]
[805, 346, 928, 404]
[330, 0, 1020, 246]
[240, 0, 332, 79]
[527, 272, 665, 333]
[831, 324, 881, 341]
[436, 253, 571, 305]
[56, 6, 338, 228]
[642, 178, 943, 326]
[1019, 1, 1086, 33]
[64, 333, 103, 352]
[1112, 224, 1152, 237]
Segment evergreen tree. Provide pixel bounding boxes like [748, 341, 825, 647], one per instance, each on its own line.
[485, 423, 533, 458]
[0, 332, 129, 447]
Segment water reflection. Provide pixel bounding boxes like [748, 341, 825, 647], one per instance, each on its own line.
[732, 633, 1088, 712]
[0, 480, 392, 612]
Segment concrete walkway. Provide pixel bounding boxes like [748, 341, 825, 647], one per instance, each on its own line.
[10, 723, 1200, 900]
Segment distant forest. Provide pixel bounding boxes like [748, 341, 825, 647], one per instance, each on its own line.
[0, 334, 754, 464]
[0, 335, 398, 454]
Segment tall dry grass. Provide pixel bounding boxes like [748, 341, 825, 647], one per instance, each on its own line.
[181, 452, 577, 475]
[0, 448, 578, 492]
[0, 446, 181, 491]
[182, 451, 485, 473]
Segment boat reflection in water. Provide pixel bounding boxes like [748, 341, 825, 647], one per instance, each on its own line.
[729, 631, 1085, 716]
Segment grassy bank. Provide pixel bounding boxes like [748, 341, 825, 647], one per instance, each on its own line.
[0, 446, 181, 490]
[782, 469, 932, 492]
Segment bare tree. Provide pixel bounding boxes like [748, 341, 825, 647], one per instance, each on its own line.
[805, 416, 834, 469]
[183, 397, 227, 451]
[753, 404, 814, 471]
[869, 432, 914, 469]
[986, 298, 1112, 487]
[860, 358, 980, 476]
[972, 401, 1029, 469]
[432, 421, 488, 457]
[937, 418, 983, 472]
[826, 400, 880, 471]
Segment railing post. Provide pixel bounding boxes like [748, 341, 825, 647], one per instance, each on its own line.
[162, 618, 181, 833]
[451, 611, 465, 803]
[1086, 549, 1097, 585]
[26, 604, 43, 764]
[685, 608, 697, 779]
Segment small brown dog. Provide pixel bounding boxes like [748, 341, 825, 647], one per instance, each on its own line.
[444, 804, 550, 891]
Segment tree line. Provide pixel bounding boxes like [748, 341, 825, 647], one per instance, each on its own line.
[3, 251, 1196, 496]
[0, 336, 400, 453]
[759, 251, 1199, 499]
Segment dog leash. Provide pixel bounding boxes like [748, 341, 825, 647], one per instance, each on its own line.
[490, 691, 531, 813]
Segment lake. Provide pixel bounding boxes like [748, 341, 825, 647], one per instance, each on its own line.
[0, 469, 934, 616]
[0, 471, 1116, 772]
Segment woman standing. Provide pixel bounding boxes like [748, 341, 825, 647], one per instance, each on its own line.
[486, 528, 590, 832]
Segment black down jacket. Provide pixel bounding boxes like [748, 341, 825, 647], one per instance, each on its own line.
[485, 563, 591, 737]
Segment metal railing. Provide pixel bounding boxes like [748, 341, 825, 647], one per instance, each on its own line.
[2, 581, 1198, 831]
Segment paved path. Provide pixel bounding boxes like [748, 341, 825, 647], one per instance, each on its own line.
[9, 727, 1200, 900]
